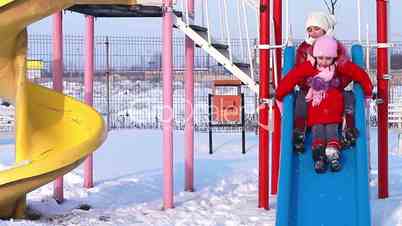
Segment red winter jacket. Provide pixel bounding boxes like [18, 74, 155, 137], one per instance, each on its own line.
[295, 40, 350, 91]
[276, 61, 373, 126]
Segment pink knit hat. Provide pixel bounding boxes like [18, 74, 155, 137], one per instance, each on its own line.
[313, 35, 338, 57]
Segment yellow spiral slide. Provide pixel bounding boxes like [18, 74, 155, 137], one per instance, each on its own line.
[0, 0, 140, 219]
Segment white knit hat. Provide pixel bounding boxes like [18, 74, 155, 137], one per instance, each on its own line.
[305, 11, 332, 33]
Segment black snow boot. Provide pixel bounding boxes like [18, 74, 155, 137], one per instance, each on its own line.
[293, 128, 306, 154]
[326, 146, 342, 172]
[341, 127, 359, 149]
[312, 145, 327, 174]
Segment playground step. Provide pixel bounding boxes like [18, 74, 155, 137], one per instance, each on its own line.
[189, 24, 208, 33]
[190, 25, 209, 44]
[68, 5, 183, 18]
[212, 43, 229, 50]
[212, 43, 230, 58]
[234, 62, 251, 74]
[198, 43, 229, 58]
[173, 15, 258, 94]
[191, 28, 209, 44]
[215, 48, 230, 59]
[175, 24, 229, 57]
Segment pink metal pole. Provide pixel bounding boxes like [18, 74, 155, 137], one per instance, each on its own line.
[162, 0, 174, 209]
[52, 11, 64, 203]
[84, 15, 95, 189]
[184, 0, 195, 192]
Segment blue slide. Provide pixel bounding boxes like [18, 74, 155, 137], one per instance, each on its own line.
[275, 45, 371, 226]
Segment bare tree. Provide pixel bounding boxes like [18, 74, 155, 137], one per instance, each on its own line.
[323, 0, 339, 15]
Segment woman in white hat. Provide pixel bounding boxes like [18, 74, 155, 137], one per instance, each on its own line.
[291, 11, 355, 154]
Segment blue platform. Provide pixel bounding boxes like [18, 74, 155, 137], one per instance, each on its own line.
[275, 45, 371, 226]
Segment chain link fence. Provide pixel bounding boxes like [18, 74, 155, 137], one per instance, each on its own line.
[1, 35, 402, 132]
[1, 35, 259, 132]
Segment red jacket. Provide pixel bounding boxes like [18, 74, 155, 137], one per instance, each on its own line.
[296, 40, 350, 91]
[276, 61, 373, 126]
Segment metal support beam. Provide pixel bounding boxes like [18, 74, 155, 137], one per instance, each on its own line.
[258, 0, 270, 210]
[376, 0, 389, 199]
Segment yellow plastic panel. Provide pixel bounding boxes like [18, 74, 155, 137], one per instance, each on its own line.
[0, 0, 106, 219]
[27, 59, 44, 70]
[0, 0, 14, 8]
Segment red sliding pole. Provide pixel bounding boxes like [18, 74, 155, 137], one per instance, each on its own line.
[271, 0, 282, 195]
[259, 0, 270, 209]
[376, 0, 389, 199]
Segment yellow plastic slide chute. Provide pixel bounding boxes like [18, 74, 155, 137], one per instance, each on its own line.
[0, 0, 145, 218]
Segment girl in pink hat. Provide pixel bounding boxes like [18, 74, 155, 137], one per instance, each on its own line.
[276, 36, 373, 173]
[292, 11, 357, 154]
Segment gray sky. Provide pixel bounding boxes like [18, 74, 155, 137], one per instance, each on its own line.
[28, 0, 402, 41]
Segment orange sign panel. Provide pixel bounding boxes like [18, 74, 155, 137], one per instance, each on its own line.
[213, 95, 241, 122]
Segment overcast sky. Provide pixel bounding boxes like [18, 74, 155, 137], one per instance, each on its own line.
[27, 0, 402, 41]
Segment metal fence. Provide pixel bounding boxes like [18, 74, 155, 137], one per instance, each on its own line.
[9, 34, 258, 132]
[1, 35, 402, 132]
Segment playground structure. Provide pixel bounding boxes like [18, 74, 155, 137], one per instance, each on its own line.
[269, 1, 391, 225]
[0, 0, 159, 219]
[267, 1, 391, 225]
[151, 0, 393, 224]
[0, 0, 396, 225]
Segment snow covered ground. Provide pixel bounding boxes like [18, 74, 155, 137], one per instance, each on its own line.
[0, 128, 401, 226]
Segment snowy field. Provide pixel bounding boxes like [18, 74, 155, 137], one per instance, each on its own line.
[0, 128, 402, 226]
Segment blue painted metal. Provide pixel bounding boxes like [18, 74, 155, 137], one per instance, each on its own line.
[275, 44, 371, 226]
[351, 44, 372, 226]
[276, 46, 296, 226]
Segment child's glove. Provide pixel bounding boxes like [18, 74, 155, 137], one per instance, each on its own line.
[275, 99, 283, 116]
[365, 97, 372, 108]
[306, 54, 316, 65]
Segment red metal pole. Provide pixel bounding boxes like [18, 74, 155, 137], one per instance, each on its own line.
[52, 11, 64, 203]
[376, 0, 389, 199]
[259, 0, 270, 209]
[271, 0, 282, 195]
